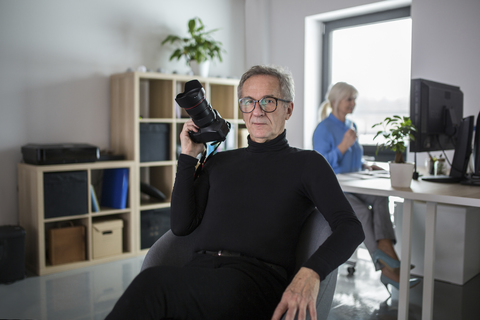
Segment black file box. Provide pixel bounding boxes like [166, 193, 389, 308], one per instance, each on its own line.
[44, 171, 88, 219]
[141, 208, 170, 249]
[140, 123, 170, 162]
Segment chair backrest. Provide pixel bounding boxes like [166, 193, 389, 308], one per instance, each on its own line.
[293, 208, 332, 272]
[142, 208, 332, 272]
[140, 208, 337, 320]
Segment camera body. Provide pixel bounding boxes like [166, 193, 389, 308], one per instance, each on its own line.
[175, 80, 231, 143]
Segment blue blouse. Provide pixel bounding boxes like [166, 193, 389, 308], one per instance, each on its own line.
[313, 113, 363, 174]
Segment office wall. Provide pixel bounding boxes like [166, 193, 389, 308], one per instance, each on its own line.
[246, 0, 480, 156]
[0, 0, 245, 225]
[245, 0, 388, 148]
[410, 0, 480, 165]
[2, 0, 479, 225]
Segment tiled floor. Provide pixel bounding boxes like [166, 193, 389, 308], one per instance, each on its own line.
[0, 252, 479, 320]
[329, 251, 480, 320]
[0, 256, 144, 320]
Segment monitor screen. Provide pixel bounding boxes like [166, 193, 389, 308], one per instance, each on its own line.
[410, 79, 463, 152]
[472, 112, 480, 176]
[449, 116, 474, 179]
[422, 115, 473, 183]
[460, 112, 480, 186]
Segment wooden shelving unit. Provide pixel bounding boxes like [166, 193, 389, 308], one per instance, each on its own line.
[17, 72, 241, 275]
[18, 161, 136, 275]
[110, 72, 241, 253]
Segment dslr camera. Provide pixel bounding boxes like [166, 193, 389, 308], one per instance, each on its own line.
[175, 80, 231, 144]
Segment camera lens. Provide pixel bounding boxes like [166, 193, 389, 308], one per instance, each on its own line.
[175, 80, 231, 143]
[175, 80, 216, 128]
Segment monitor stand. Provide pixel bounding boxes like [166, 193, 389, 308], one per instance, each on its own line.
[460, 174, 480, 186]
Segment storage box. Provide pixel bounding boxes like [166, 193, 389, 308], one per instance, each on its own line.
[49, 224, 86, 265]
[0, 226, 26, 283]
[44, 171, 88, 219]
[141, 208, 170, 249]
[140, 123, 170, 162]
[92, 220, 123, 259]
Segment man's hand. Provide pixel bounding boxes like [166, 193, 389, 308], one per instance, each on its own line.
[180, 120, 205, 158]
[271, 267, 320, 320]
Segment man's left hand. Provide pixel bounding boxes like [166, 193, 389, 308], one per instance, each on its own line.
[271, 267, 320, 320]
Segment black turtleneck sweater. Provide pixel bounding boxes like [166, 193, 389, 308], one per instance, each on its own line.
[170, 131, 364, 280]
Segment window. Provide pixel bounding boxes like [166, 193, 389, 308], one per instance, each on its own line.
[322, 7, 412, 145]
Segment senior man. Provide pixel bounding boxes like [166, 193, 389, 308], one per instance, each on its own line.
[106, 65, 364, 320]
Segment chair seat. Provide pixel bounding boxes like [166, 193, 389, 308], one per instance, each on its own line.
[141, 208, 338, 320]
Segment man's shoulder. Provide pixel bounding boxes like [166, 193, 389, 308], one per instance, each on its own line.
[286, 147, 326, 161]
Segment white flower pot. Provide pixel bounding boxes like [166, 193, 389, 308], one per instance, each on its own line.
[189, 60, 210, 77]
[389, 162, 414, 188]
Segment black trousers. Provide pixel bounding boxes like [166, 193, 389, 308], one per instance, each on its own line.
[105, 254, 288, 320]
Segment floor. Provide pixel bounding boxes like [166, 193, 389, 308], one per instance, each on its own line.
[0, 251, 479, 320]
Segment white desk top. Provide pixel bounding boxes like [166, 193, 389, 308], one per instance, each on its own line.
[337, 174, 480, 208]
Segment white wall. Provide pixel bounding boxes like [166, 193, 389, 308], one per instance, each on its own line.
[245, 0, 383, 148]
[246, 0, 480, 164]
[0, 0, 245, 225]
[410, 0, 480, 166]
[2, 0, 480, 225]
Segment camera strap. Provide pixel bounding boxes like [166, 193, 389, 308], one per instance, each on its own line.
[194, 141, 222, 179]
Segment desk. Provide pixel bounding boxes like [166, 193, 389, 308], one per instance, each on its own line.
[337, 175, 480, 320]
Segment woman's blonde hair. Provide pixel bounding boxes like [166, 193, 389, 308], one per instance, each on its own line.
[318, 82, 358, 121]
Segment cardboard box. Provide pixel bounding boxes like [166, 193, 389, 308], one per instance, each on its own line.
[49, 224, 86, 265]
[92, 220, 123, 259]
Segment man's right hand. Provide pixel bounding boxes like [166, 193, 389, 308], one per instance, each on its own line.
[180, 120, 205, 158]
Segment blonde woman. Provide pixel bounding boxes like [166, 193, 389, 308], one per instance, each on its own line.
[313, 82, 420, 293]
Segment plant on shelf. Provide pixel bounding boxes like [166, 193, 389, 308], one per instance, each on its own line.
[372, 115, 417, 163]
[161, 17, 225, 76]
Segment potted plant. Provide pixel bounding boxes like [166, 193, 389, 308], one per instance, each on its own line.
[372, 115, 417, 188]
[161, 17, 225, 77]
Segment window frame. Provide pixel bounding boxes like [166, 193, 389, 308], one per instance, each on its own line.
[321, 7, 411, 100]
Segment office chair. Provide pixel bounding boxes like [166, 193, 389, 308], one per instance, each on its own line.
[141, 208, 338, 320]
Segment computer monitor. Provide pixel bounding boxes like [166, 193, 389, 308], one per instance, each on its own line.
[410, 79, 464, 152]
[422, 115, 474, 183]
[473, 113, 480, 176]
[461, 111, 480, 186]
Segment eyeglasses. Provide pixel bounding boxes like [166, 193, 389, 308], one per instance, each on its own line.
[238, 96, 291, 113]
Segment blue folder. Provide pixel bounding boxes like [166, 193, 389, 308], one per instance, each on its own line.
[101, 168, 129, 209]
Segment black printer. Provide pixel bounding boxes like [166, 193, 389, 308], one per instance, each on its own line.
[21, 143, 99, 165]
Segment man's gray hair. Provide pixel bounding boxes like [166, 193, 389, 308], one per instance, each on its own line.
[238, 65, 295, 102]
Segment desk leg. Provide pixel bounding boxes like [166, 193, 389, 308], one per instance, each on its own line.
[422, 201, 437, 320]
[398, 199, 413, 320]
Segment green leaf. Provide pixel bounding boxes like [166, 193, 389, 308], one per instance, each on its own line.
[371, 115, 417, 163]
[162, 16, 225, 64]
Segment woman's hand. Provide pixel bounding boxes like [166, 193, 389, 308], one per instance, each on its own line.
[180, 120, 205, 158]
[337, 128, 357, 155]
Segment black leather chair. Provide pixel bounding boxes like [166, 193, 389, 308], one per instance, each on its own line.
[141, 208, 338, 320]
